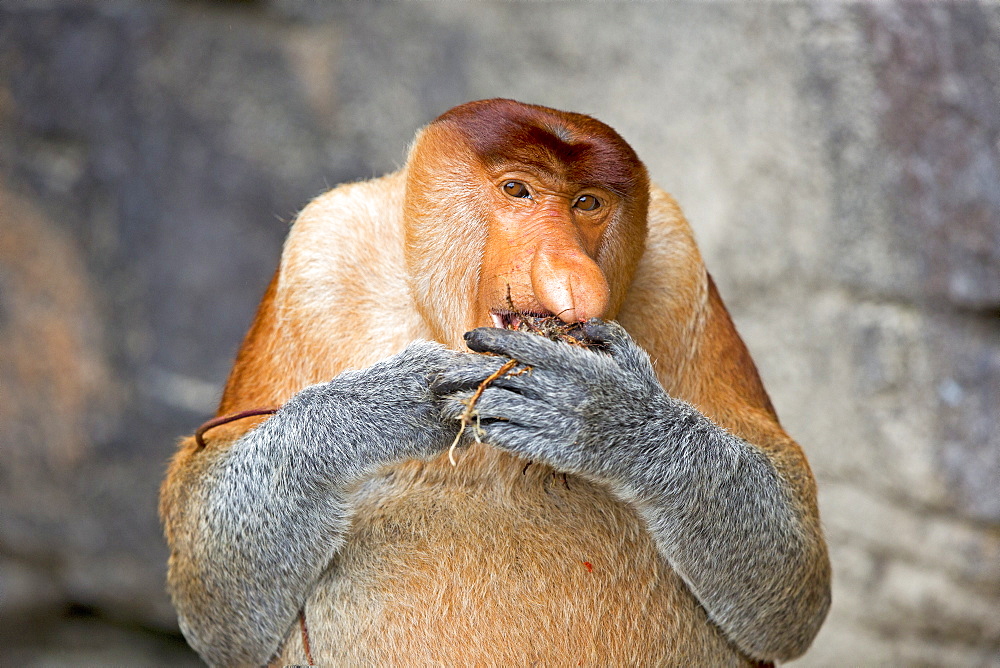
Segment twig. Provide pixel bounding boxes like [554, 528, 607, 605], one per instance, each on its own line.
[448, 358, 520, 466]
[194, 407, 280, 449]
[299, 609, 314, 665]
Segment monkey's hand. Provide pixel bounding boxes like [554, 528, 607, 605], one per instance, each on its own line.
[161, 341, 465, 667]
[436, 321, 664, 472]
[436, 321, 831, 663]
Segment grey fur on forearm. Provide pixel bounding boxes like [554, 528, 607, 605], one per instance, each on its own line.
[604, 398, 830, 661]
[169, 407, 350, 666]
[166, 342, 460, 666]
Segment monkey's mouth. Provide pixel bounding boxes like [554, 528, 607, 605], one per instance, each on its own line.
[488, 308, 600, 348]
[490, 309, 553, 330]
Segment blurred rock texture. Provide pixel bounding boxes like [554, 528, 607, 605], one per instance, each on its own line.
[0, 1, 997, 664]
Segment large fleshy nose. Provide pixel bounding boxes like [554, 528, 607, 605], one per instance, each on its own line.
[530, 238, 610, 323]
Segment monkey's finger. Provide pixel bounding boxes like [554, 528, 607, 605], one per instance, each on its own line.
[578, 318, 628, 346]
[383, 344, 500, 393]
[475, 421, 553, 460]
[436, 362, 571, 402]
[464, 327, 595, 372]
[431, 356, 523, 396]
[580, 319, 657, 379]
[475, 421, 585, 473]
[440, 387, 556, 429]
[472, 386, 563, 426]
[580, 319, 642, 361]
[439, 390, 514, 423]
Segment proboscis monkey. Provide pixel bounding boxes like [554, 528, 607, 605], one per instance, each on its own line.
[160, 99, 830, 666]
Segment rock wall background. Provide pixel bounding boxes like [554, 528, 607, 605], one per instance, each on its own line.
[1, 1, 997, 664]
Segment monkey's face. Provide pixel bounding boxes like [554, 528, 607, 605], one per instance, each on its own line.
[403, 99, 650, 347]
[475, 165, 617, 329]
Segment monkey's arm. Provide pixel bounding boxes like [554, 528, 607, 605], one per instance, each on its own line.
[160, 341, 462, 667]
[436, 323, 831, 662]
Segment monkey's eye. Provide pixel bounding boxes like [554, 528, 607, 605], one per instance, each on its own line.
[503, 181, 531, 198]
[574, 194, 601, 211]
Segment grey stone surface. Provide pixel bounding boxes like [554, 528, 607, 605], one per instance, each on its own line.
[0, 0, 997, 663]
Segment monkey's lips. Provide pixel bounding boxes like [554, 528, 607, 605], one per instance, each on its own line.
[489, 309, 599, 347]
[490, 309, 553, 330]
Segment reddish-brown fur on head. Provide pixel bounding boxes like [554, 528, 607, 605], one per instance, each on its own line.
[435, 99, 647, 197]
